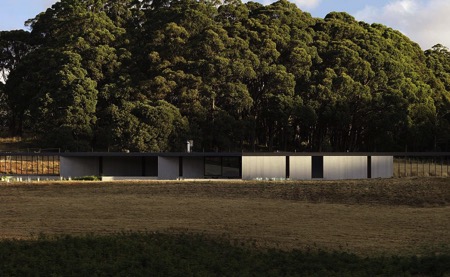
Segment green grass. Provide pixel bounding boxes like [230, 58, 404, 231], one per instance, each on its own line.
[0, 232, 448, 277]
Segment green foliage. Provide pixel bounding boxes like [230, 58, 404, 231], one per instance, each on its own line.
[5, 49, 97, 150]
[0, 82, 7, 132]
[2, 0, 450, 151]
[0, 30, 34, 82]
[0, 232, 448, 276]
[106, 100, 188, 152]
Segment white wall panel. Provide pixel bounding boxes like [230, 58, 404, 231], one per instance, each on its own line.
[242, 156, 285, 180]
[60, 157, 99, 178]
[371, 156, 393, 178]
[183, 157, 204, 178]
[324, 156, 367, 179]
[289, 156, 311, 180]
[158, 157, 179, 180]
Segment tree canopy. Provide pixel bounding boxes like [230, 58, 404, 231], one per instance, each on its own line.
[1, 0, 449, 152]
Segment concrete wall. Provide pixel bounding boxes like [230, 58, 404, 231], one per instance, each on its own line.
[102, 157, 142, 176]
[371, 156, 393, 178]
[60, 156, 100, 178]
[183, 157, 204, 178]
[242, 156, 285, 180]
[289, 156, 312, 180]
[158, 157, 179, 180]
[324, 156, 367, 179]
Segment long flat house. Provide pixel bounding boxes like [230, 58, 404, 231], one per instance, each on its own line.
[58, 152, 393, 180]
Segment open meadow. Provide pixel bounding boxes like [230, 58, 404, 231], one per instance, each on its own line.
[0, 177, 449, 256]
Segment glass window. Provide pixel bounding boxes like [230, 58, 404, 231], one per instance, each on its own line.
[312, 156, 323, 178]
[204, 156, 241, 178]
[222, 157, 241, 178]
[205, 157, 221, 176]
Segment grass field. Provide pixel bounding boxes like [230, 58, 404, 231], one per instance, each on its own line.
[0, 177, 449, 257]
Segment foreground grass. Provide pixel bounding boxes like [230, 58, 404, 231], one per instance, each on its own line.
[0, 232, 448, 277]
[1, 178, 449, 256]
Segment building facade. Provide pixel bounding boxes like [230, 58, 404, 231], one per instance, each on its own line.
[58, 152, 393, 180]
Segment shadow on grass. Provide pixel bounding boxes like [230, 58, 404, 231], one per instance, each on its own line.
[0, 232, 448, 276]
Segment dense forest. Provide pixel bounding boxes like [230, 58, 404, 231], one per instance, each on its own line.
[0, 0, 449, 152]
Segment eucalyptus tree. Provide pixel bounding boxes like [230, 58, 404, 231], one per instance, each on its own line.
[424, 44, 450, 150]
[106, 99, 188, 152]
[5, 49, 97, 150]
[229, 0, 315, 151]
[0, 82, 7, 131]
[2, 0, 448, 152]
[7, 0, 127, 148]
[309, 12, 439, 151]
[0, 30, 35, 133]
[0, 30, 34, 83]
[310, 13, 375, 151]
[367, 23, 437, 151]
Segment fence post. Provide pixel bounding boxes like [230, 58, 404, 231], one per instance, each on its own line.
[404, 156, 407, 177]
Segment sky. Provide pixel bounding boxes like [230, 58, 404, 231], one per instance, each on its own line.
[0, 0, 448, 50]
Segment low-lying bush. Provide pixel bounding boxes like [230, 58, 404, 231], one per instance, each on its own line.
[72, 175, 100, 181]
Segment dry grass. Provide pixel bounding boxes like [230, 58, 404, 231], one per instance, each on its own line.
[0, 136, 34, 152]
[0, 178, 449, 256]
[0, 137, 22, 144]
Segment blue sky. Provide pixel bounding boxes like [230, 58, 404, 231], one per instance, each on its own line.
[0, 0, 448, 50]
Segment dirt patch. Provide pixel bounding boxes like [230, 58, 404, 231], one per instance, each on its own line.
[0, 178, 449, 256]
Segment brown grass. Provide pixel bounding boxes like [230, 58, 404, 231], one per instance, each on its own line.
[0, 136, 36, 152]
[0, 178, 449, 256]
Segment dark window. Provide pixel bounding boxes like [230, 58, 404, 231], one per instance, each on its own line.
[205, 157, 222, 176]
[205, 156, 241, 178]
[312, 156, 323, 178]
[99, 157, 103, 176]
[286, 156, 290, 179]
[179, 157, 183, 177]
[222, 157, 241, 178]
[144, 157, 158, 177]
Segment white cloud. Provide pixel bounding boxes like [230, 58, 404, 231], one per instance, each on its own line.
[355, 0, 450, 50]
[384, 0, 418, 14]
[294, 0, 322, 9]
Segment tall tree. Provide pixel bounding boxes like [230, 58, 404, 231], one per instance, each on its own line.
[5, 49, 97, 149]
[425, 44, 450, 150]
[2, 0, 449, 152]
[0, 30, 34, 83]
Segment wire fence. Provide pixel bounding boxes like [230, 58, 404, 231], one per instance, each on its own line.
[394, 156, 450, 177]
[0, 154, 60, 176]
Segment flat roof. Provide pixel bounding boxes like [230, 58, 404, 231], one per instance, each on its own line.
[1, 151, 449, 157]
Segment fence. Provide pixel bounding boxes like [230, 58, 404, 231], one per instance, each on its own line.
[394, 153, 450, 177]
[0, 154, 60, 176]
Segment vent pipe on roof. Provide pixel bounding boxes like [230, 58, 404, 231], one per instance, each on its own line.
[187, 140, 193, 153]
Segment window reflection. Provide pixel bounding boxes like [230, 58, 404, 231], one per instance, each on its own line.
[205, 156, 241, 178]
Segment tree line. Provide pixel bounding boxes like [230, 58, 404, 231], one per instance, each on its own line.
[0, 0, 449, 152]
